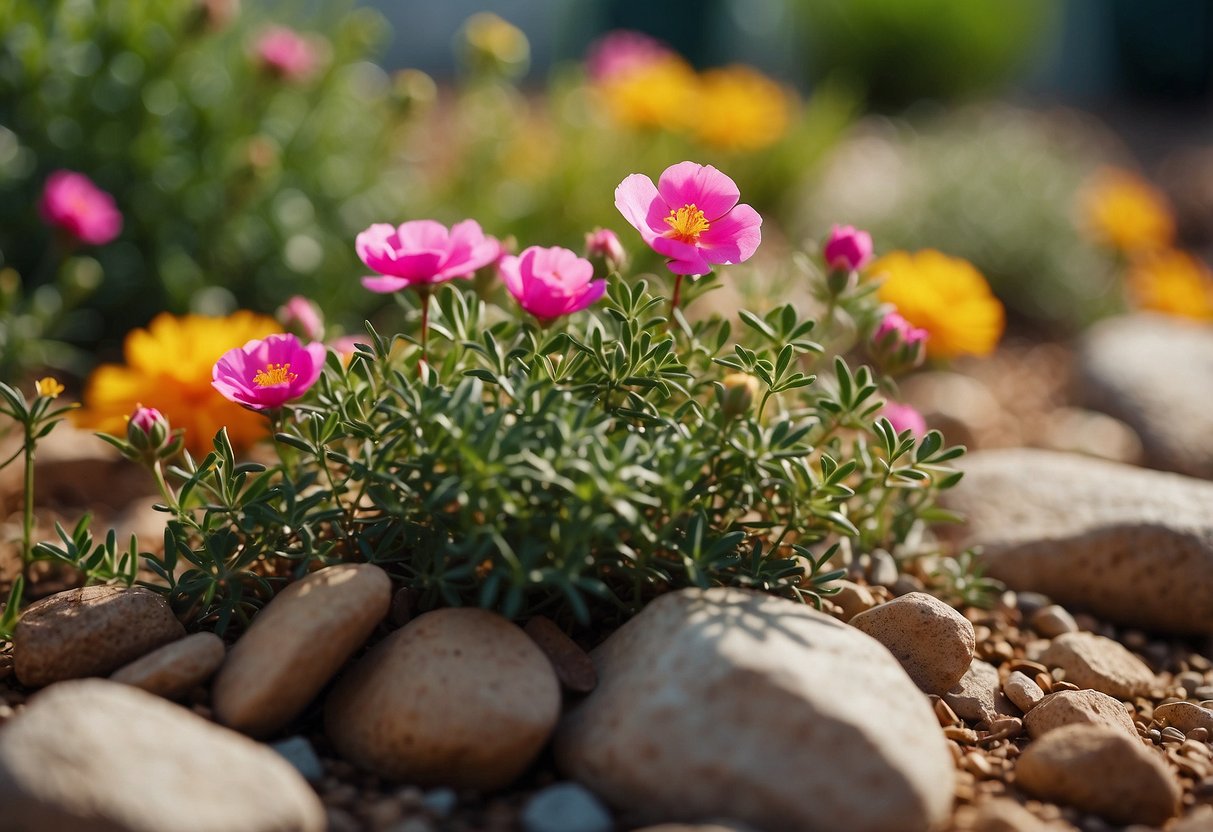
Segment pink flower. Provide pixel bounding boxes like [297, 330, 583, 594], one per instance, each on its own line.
[880, 401, 927, 437]
[129, 405, 167, 436]
[874, 311, 928, 347]
[357, 220, 501, 294]
[39, 170, 123, 245]
[823, 225, 873, 272]
[585, 30, 673, 83]
[499, 246, 606, 322]
[277, 295, 324, 342]
[255, 26, 319, 81]
[615, 161, 762, 276]
[212, 333, 327, 410]
[127, 405, 170, 455]
[585, 228, 627, 271]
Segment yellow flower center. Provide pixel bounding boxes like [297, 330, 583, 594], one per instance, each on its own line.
[253, 363, 297, 387]
[665, 204, 710, 244]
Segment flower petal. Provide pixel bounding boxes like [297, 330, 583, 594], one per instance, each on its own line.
[657, 161, 739, 221]
[698, 203, 762, 265]
[615, 173, 667, 241]
[650, 235, 710, 274]
[361, 275, 410, 293]
[498, 254, 524, 300]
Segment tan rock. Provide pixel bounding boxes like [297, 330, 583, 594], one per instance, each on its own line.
[971, 798, 1050, 832]
[110, 632, 225, 699]
[555, 588, 954, 832]
[945, 659, 1018, 723]
[1024, 689, 1137, 739]
[1003, 671, 1045, 713]
[1041, 631, 1155, 699]
[0, 679, 324, 832]
[1015, 724, 1181, 826]
[212, 563, 391, 737]
[326, 607, 560, 790]
[1153, 701, 1213, 735]
[14, 585, 184, 687]
[1028, 604, 1077, 638]
[849, 592, 975, 695]
[829, 580, 877, 622]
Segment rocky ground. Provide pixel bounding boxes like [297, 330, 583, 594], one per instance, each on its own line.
[2, 311, 1213, 832]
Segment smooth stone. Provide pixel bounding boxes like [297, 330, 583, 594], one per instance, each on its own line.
[945, 659, 1018, 723]
[0, 679, 324, 832]
[525, 616, 597, 693]
[1153, 701, 1213, 735]
[14, 585, 185, 687]
[1039, 406, 1143, 465]
[521, 782, 613, 832]
[899, 370, 1002, 450]
[829, 580, 877, 623]
[555, 587, 954, 832]
[1041, 631, 1156, 699]
[270, 735, 325, 784]
[1029, 605, 1077, 638]
[1015, 724, 1181, 826]
[1003, 671, 1045, 713]
[971, 798, 1050, 832]
[1078, 313, 1213, 478]
[110, 632, 225, 699]
[939, 448, 1213, 633]
[325, 607, 560, 790]
[850, 592, 975, 695]
[212, 563, 391, 737]
[1023, 689, 1138, 739]
[867, 550, 899, 587]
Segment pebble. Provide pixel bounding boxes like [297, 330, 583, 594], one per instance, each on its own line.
[849, 592, 976, 695]
[555, 587, 954, 832]
[944, 659, 1018, 724]
[109, 631, 225, 699]
[1015, 724, 1181, 826]
[270, 735, 325, 783]
[420, 788, 458, 817]
[1041, 631, 1156, 699]
[971, 797, 1051, 832]
[1029, 604, 1078, 638]
[1154, 701, 1213, 735]
[1024, 689, 1138, 739]
[524, 616, 597, 693]
[829, 580, 877, 622]
[1015, 592, 1052, 617]
[0, 678, 324, 831]
[326, 607, 560, 790]
[212, 563, 392, 737]
[14, 585, 185, 687]
[940, 448, 1213, 633]
[868, 550, 899, 587]
[520, 782, 613, 832]
[1003, 671, 1046, 713]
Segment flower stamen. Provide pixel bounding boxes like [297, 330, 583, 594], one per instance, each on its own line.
[664, 204, 710, 244]
[253, 362, 297, 387]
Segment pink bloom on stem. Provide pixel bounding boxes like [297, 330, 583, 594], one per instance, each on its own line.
[39, 170, 123, 245]
[129, 405, 167, 436]
[585, 227, 627, 271]
[356, 220, 501, 294]
[881, 401, 927, 437]
[256, 25, 319, 80]
[615, 161, 762, 276]
[875, 311, 928, 347]
[277, 295, 324, 341]
[585, 29, 673, 82]
[824, 224, 873, 272]
[212, 333, 327, 410]
[500, 246, 606, 322]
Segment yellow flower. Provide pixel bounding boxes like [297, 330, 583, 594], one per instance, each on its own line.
[34, 377, 65, 399]
[1079, 167, 1175, 255]
[598, 55, 699, 132]
[690, 65, 793, 152]
[76, 311, 280, 457]
[1126, 249, 1213, 320]
[873, 250, 1005, 359]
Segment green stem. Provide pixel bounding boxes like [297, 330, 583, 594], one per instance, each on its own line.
[20, 427, 34, 584]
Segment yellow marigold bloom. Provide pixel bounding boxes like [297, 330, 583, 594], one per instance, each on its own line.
[873, 250, 1005, 359]
[77, 311, 280, 457]
[1079, 167, 1175, 255]
[1126, 249, 1213, 320]
[34, 377, 65, 399]
[690, 65, 793, 152]
[598, 55, 699, 132]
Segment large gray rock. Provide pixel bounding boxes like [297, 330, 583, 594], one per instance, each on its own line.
[0, 679, 324, 832]
[940, 449, 1213, 633]
[554, 588, 954, 832]
[1078, 313, 1213, 478]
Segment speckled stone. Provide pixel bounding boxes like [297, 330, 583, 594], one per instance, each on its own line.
[849, 592, 975, 695]
[1041, 631, 1156, 699]
[110, 632, 225, 699]
[1153, 701, 1213, 735]
[944, 659, 1018, 724]
[829, 580, 877, 623]
[1023, 689, 1138, 739]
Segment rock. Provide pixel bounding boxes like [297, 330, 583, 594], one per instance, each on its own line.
[867, 550, 899, 587]
[521, 783, 613, 832]
[900, 370, 1003, 450]
[325, 607, 560, 790]
[1078, 313, 1213, 478]
[0, 678, 324, 832]
[1029, 604, 1078, 638]
[1003, 671, 1045, 713]
[849, 592, 975, 695]
[14, 585, 185, 687]
[829, 580, 877, 622]
[212, 563, 391, 737]
[1015, 724, 1181, 826]
[1174, 806, 1213, 832]
[1153, 701, 1213, 734]
[525, 616, 596, 693]
[555, 587, 954, 832]
[110, 631, 225, 699]
[1041, 631, 1156, 699]
[1024, 689, 1138, 739]
[420, 788, 458, 817]
[971, 798, 1050, 832]
[945, 659, 1018, 723]
[1039, 406, 1143, 465]
[939, 448, 1213, 633]
[270, 735, 325, 784]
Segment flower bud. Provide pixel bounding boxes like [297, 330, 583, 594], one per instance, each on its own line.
[719, 373, 760, 419]
[870, 311, 928, 375]
[277, 295, 324, 342]
[824, 225, 874, 273]
[585, 228, 627, 275]
[879, 400, 927, 437]
[127, 405, 170, 457]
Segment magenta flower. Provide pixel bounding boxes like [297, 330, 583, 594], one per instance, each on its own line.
[585, 227, 627, 272]
[129, 405, 167, 436]
[615, 161, 762, 277]
[255, 25, 320, 81]
[500, 246, 606, 323]
[585, 30, 673, 83]
[880, 401, 927, 437]
[211, 333, 327, 411]
[823, 225, 873, 272]
[277, 295, 324, 342]
[126, 405, 170, 456]
[874, 311, 928, 347]
[39, 170, 123, 245]
[357, 220, 501, 294]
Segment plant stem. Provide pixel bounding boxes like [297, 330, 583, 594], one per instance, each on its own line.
[417, 287, 431, 372]
[20, 427, 34, 584]
[670, 274, 684, 318]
